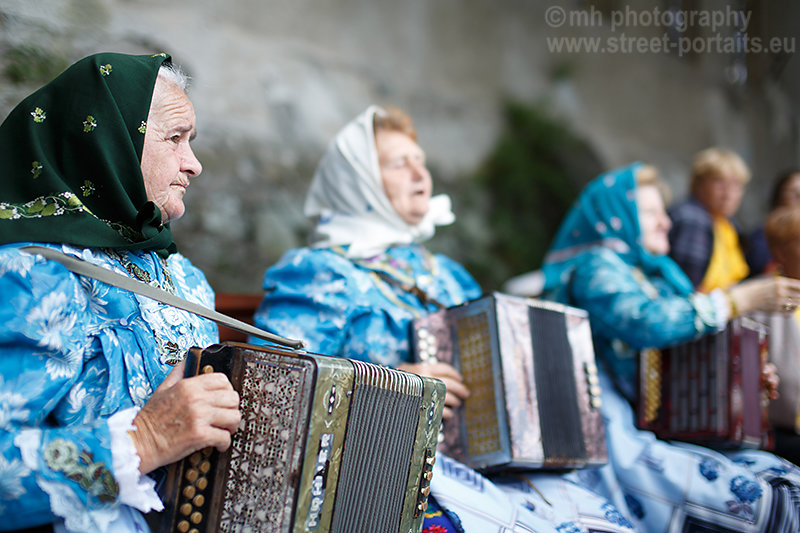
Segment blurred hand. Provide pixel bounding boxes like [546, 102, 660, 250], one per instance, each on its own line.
[397, 361, 470, 420]
[728, 275, 800, 315]
[762, 362, 780, 401]
[131, 361, 241, 474]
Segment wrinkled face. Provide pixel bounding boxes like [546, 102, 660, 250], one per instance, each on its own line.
[140, 77, 202, 223]
[694, 173, 744, 218]
[637, 184, 672, 256]
[375, 129, 432, 225]
[778, 173, 800, 208]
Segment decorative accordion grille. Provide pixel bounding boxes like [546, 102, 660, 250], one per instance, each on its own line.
[219, 357, 313, 532]
[330, 362, 422, 533]
[456, 312, 502, 457]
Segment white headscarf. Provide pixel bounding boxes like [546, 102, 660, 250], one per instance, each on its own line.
[304, 106, 455, 259]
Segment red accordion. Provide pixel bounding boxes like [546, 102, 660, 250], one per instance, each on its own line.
[637, 317, 772, 449]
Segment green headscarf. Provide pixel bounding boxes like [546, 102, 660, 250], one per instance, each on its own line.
[0, 52, 179, 256]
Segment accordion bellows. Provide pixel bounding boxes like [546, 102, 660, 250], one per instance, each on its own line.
[153, 342, 444, 533]
[412, 292, 608, 471]
[637, 317, 772, 448]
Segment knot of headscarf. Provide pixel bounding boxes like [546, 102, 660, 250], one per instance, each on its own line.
[304, 105, 455, 259]
[0, 52, 177, 256]
[542, 163, 694, 297]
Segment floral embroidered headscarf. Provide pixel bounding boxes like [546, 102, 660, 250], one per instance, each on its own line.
[0, 52, 179, 256]
[542, 163, 694, 297]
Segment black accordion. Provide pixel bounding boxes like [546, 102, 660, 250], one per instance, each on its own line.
[152, 342, 445, 533]
[411, 292, 608, 471]
[637, 317, 772, 449]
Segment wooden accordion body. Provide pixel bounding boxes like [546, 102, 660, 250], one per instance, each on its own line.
[637, 317, 772, 449]
[153, 342, 445, 533]
[411, 292, 607, 471]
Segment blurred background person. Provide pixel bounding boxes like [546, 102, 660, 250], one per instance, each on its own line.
[757, 205, 800, 466]
[668, 147, 750, 292]
[539, 162, 800, 532]
[746, 169, 800, 276]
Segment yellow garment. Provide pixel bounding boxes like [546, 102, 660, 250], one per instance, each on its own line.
[698, 216, 749, 292]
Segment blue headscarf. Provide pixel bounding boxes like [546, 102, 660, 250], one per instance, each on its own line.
[542, 163, 694, 298]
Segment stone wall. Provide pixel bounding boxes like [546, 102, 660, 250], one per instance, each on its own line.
[1, 0, 798, 292]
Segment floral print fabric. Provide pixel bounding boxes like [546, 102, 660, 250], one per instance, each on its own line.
[0, 243, 217, 531]
[252, 245, 481, 366]
[252, 244, 636, 533]
[542, 166, 800, 532]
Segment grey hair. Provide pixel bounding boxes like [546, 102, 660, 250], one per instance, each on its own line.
[157, 62, 190, 91]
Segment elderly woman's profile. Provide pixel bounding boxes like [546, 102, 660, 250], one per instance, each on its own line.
[0, 52, 240, 532]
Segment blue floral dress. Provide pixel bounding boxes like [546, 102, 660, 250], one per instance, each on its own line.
[541, 164, 800, 533]
[253, 244, 636, 533]
[0, 243, 217, 531]
[562, 247, 800, 533]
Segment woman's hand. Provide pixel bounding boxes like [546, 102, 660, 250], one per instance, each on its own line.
[728, 275, 800, 315]
[762, 362, 780, 401]
[397, 361, 469, 420]
[131, 361, 241, 474]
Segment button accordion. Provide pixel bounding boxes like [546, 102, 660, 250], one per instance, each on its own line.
[151, 342, 445, 533]
[411, 292, 608, 471]
[637, 317, 772, 449]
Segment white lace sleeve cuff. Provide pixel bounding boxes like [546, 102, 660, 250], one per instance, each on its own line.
[108, 407, 163, 512]
[707, 289, 731, 326]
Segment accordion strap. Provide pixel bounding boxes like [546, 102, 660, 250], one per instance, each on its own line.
[20, 245, 304, 350]
[371, 270, 447, 310]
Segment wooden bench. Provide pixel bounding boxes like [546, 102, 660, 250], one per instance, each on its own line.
[214, 293, 264, 342]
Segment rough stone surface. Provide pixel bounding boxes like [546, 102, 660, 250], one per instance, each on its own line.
[1, 0, 798, 292]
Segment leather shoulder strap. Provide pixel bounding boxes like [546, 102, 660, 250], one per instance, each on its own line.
[21, 245, 304, 350]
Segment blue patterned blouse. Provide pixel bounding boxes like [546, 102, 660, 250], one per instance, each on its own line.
[251, 244, 481, 365]
[0, 243, 217, 531]
[564, 246, 722, 401]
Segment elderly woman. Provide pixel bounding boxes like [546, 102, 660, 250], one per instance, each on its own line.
[252, 105, 636, 533]
[539, 162, 800, 532]
[668, 147, 751, 292]
[0, 53, 240, 531]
